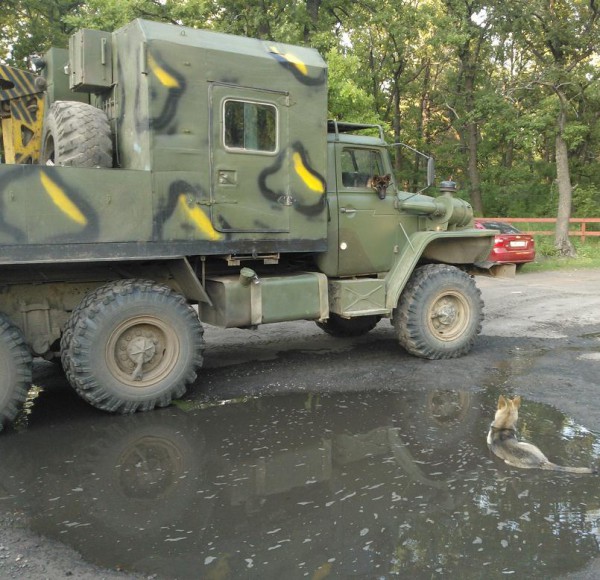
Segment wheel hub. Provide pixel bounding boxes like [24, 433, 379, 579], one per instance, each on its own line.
[427, 293, 468, 341]
[107, 317, 179, 387]
[127, 336, 158, 380]
[433, 300, 457, 327]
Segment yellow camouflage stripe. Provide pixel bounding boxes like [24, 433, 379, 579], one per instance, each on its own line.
[268, 47, 308, 76]
[293, 152, 325, 193]
[178, 195, 221, 240]
[40, 172, 88, 226]
[147, 53, 180, 89]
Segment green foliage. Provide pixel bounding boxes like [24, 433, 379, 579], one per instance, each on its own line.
[326, 49, 379, 124]
[572, 185, 600, 218]
[1, 0, 84, 64]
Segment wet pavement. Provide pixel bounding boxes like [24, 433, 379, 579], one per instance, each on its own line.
[0, 377, 598, 579]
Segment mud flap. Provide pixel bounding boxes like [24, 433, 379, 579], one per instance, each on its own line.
[472, 261, 517, 278]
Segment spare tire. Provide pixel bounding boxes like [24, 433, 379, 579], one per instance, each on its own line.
[41, 100, 113, 168]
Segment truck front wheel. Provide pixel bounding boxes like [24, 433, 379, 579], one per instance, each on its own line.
[316, 313, 381, 337]
[0, 313, 32, 432]
[393, 264, 483, 359]
[61, 280, 204, 414]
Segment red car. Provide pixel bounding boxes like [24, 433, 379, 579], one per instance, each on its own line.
[475, 220, 536, 265]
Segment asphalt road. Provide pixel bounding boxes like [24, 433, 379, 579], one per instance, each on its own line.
[1, 267, 599, 579]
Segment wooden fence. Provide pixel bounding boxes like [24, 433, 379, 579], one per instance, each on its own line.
[477, 217, 600, 243]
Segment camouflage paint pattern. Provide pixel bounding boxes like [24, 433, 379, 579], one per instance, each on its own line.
[1, 19, 329, 262]
[0, 18, 494, 353]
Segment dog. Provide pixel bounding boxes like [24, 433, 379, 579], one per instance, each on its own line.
[487, 395, 596, 474]
[366, 174, 391, 199]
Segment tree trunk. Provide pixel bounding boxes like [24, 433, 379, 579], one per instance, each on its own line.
[554, 91, 576, 257]
[303, 0, 322, 43]
[413, 62, 431, 190]
[391, 70, 403, 179]
[503, 140, 514, 169]
[463, 70, 483, 215]
[465, 117, 483, 215]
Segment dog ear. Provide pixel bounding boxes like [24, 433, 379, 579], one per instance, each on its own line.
[383, 174, 391, 185]
[497, 395, 507, 409]
[512, 395, 522, 409]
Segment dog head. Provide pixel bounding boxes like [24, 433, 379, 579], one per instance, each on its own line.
[368, 174, 391, 200]
[492, 395, 521, 430]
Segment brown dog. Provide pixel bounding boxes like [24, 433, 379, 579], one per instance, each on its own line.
[487, 395, 596, 473]
[366, 174, 391, 199]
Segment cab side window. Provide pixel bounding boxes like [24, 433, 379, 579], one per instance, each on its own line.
[340, 148, 384, 188]
[224, 100, 277, 153]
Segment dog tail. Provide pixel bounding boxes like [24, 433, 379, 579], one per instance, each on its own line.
[542, 462, 597, 474]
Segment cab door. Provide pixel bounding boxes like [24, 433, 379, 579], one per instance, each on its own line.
[210, 83, 290, 233]
[336, 145, 399, 276]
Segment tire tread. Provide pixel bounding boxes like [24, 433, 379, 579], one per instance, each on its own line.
[61, 280, 204, 414]
[42, 101, 112, 168]
[393, 264, 483, 360]
[0, 313, 33, 432]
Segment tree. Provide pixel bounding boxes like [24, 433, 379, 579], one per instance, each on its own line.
[439, 0, 493, 215]
[1, 0, 86, 64]
[502, 0, 600, 256]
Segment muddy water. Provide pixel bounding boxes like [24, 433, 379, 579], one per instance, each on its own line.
[0, 387, 598, 579]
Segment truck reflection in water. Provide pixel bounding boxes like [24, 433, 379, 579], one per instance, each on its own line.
[0, 388, 599, 579]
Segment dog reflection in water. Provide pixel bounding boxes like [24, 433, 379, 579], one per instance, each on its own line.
[487, 395, 596, 474]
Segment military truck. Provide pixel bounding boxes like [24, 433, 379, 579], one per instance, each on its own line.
[0, 19, 495, 431]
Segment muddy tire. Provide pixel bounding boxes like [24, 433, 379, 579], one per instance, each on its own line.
[316, 313, 381, 337]
[61, 280, 204, 414]
[393, 264, 483, 359]
[41, 101, 113, 167]
[0, 313, 32, 432]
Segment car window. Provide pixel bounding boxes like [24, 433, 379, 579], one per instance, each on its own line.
[479, 221, 522, 235]
[340, 148, 384, 188]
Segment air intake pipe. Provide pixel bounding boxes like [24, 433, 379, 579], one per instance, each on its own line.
[398, 181, 473, 228]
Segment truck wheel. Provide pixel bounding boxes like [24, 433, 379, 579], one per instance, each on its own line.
[61, 280, 204, 414]
[0, 313, 32, 432]
[41, 101, 113, 168]
[393, 264, 483, 359]
[316, 313, 381, 337]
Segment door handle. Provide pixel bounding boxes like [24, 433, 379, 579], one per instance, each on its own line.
[218, 170, 237, 185]
[340, 207, 356, 214]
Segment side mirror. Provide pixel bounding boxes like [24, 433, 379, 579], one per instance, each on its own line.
[427, 157, 435, 187]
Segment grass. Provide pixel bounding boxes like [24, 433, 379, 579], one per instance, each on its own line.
[521, 237, 600, 273]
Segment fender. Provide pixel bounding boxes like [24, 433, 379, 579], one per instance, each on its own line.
[384, 229, 494, 310]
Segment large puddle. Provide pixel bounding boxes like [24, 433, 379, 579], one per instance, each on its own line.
[0, 387, 598, 578]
